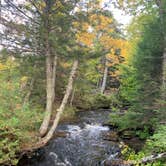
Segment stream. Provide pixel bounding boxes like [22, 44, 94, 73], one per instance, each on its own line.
[19, 110, 122, 166]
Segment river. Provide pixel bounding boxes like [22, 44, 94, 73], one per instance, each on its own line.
[18, 110, 122, 166]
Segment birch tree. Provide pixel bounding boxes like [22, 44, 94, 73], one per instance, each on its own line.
[39, 60, 78, 145]
[100, 57, 108, 93]
[0, 0, 81, 137]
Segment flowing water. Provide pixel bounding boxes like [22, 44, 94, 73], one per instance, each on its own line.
[19, 110, 121, 166]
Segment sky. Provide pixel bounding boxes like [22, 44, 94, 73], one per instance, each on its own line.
[111, 7, 132, 26]
[102, 0, 132, 27]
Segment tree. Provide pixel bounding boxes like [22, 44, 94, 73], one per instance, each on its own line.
[76, 10, 127, 94]
[113, 0, 166, 98]
[109, 2, 166, 162]
[38, 60, 78, 145]
[1, 0, 81, 137]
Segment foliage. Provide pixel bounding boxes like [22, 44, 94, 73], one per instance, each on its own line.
[121, 144, 164, 166]
[108, 5, 166, 165]
[110, 13, 163, 131]
[0, 0, 165, 165]
[118, 65, 140, 104]
[110, 111, 143, 130]
[79, 93, 121, 110]
[91, 94, 112, 109]
[0, 57, 42, 165]
[75, 8, 127, 92]
[0, 137, 19, 165]
[146, 125, 166, 153]
[61, 106, 77, 121]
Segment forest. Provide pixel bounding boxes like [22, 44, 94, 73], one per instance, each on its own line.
[0, 0, 165, 166]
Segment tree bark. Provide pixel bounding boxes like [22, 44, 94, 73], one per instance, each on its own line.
[39, 1, 56, 136]
[40, 55, 58, 136]
[162, 47, 166, 98]
[70, 86, 75, 106]
[126, 152, 166, 166]
[100, 58, 108, 94]
[22, 63, 37, 108]
[22, 77, 35, 108]
[52, 55, 58, 103]
[39, 55, 54, 136]
[39, 60, 78, 144]
[157, 0, 166, 99]
[140, 152, 166, 164]
[21, 60, 78, 152]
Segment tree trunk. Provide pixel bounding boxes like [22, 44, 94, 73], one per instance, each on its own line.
[70, 86, 75, 106]
[39, 60, 78, 145]
[157, 0, 166, 98]
[39, 1, 59, 136]
[22, 77, 35, 108]
[100, 59, 108, 94]
[39, 55, 54, 136]
[162, 47, 166, 98]
[22, 64, 37, 108]
[140, 152, 166, 164]
[52, 55, 58, 103]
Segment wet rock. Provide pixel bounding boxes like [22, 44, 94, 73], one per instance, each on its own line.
[53, 131, 69, 138]
[102, 123, 117, 129]
[121, 130, 136, 139]
[103, 131, 119, 142]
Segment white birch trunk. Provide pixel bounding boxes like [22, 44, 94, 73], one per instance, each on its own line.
[100, 59, 108, 94]
[162, 47, 166, 96]
[40, 60, 78, 144]
[39, 1, 58, 136]
[70, 86, 75, 106]
[140, 152, 166, 163]
[52, 56, 58, 103]
[157, 0, 166, 98]
[39, 55, 54, 136]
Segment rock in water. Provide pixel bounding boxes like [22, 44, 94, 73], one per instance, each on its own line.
[103, 131, 119, 142]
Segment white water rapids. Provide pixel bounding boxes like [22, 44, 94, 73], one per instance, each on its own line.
[19, 110, 121, 166]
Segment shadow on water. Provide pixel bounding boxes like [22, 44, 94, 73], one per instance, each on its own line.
[18, 110, 121, 166]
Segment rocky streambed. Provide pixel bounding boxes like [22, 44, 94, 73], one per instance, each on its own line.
[18, 110, 130, 166]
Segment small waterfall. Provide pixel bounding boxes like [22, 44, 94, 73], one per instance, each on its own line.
[67, 123, 109, 139]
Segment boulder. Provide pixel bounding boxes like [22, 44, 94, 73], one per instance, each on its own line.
[53, 131, 69, 138]
[103, 131, 119, 142]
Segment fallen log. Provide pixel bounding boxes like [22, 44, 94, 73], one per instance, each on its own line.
[140, 152, 166, 163]
[119, 142, 166, 165]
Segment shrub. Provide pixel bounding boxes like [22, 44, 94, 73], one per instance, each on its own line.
[109, 111, 143, 130]
[0, 58, 42, 165]
[146, 125, 166, 153]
